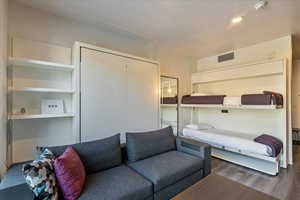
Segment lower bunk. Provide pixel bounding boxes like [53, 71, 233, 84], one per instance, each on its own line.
[211, 146, 280, 175]
[182, 126, 282, 175]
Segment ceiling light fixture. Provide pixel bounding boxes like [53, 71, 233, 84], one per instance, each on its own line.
[254, 0, 268, 10]
[232, 16, 243, 24]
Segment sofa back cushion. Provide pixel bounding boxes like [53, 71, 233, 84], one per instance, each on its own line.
[126, 126, 176, 162]
[37, 134, 122, 174]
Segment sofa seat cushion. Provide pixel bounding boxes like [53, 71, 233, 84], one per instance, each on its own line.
[0, 183, 34, 200]
[128, 151, 203, 192]
[0, 161, 31, 190]
[78, 165, 153, 200]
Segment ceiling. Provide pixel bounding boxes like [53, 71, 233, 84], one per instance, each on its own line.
[13, 0, 300, 59]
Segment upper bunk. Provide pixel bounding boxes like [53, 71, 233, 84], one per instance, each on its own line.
[181, 92, 283, 110]
[181, 58, 286, 110]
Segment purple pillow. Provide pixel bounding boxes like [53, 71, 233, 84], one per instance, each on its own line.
[54, 147, 86, 200]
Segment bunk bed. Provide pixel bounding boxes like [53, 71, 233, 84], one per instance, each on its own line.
[180, 58, 289, 175]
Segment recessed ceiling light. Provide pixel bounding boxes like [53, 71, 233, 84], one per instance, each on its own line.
[232, 16, 243, 24]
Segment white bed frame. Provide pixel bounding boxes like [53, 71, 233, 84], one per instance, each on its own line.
[211, 143, 281, 175]
[182, 134, 281, 175]
[183, 58, 289, 175]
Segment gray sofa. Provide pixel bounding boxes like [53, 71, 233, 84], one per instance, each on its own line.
[0, 126, 211, 200]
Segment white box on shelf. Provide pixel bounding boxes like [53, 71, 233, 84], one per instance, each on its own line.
[41, 99, 65, 114]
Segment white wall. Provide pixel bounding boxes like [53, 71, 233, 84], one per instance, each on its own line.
[197, 36, 292, 72]
[8, 1, 154, 59]
[0, 0, 8, 178]
[292, 59, 300, 129]
[157, 53, 195, 132]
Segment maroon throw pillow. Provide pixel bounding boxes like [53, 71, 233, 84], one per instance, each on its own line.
[54, 146, 86, 200]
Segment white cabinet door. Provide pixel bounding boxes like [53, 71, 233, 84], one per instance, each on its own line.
[80, 48, 159, 142]
[125, 58, 160, 133]
[81, 48, 128, 142]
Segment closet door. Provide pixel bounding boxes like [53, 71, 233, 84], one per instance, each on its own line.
[126, 59, 159, 132]
[81, 48, 128, 142]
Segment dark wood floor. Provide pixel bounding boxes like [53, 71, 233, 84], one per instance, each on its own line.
[212, 145, 300, 200]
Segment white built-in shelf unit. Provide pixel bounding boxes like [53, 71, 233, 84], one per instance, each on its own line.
[8, 38, 78, 163]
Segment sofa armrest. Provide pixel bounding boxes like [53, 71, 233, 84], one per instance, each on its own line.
[176, 137, 211, 177]
[0, 184, 34, 200]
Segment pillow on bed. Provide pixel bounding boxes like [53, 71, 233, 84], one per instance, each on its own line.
[223, 97, 241, 105]
[191, 93, 211, 96]
[186, 123, 214, 130]
[186, 124, 199, 130]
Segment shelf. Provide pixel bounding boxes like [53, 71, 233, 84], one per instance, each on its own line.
[9, 57, 74, 71]
[9, 87, 75, 94]
[181, 104, 283, 110]
[9, 113, 75, 120]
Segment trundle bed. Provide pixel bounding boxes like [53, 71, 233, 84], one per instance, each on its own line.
[182, 127, 282, 175]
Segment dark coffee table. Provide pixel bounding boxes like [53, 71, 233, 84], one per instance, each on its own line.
[172, 174, 278, 200]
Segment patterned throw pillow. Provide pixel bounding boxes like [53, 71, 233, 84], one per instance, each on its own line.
[23, 149, 58, 200]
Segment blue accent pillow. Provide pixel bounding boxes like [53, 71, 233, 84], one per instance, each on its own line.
[22, 149, 58, 200]
[126, 126, 176, 162]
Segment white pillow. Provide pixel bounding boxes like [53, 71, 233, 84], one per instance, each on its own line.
[223, 97, 241, 105]
[186, 124, 199, 130]
[186, 123, 214, 130]
[191, 93, 211, 96]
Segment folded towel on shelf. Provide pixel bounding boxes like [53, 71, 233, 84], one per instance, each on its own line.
[254, 134, 283, 157]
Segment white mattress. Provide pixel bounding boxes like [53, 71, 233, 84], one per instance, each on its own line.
[182, 128, 272, 157]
